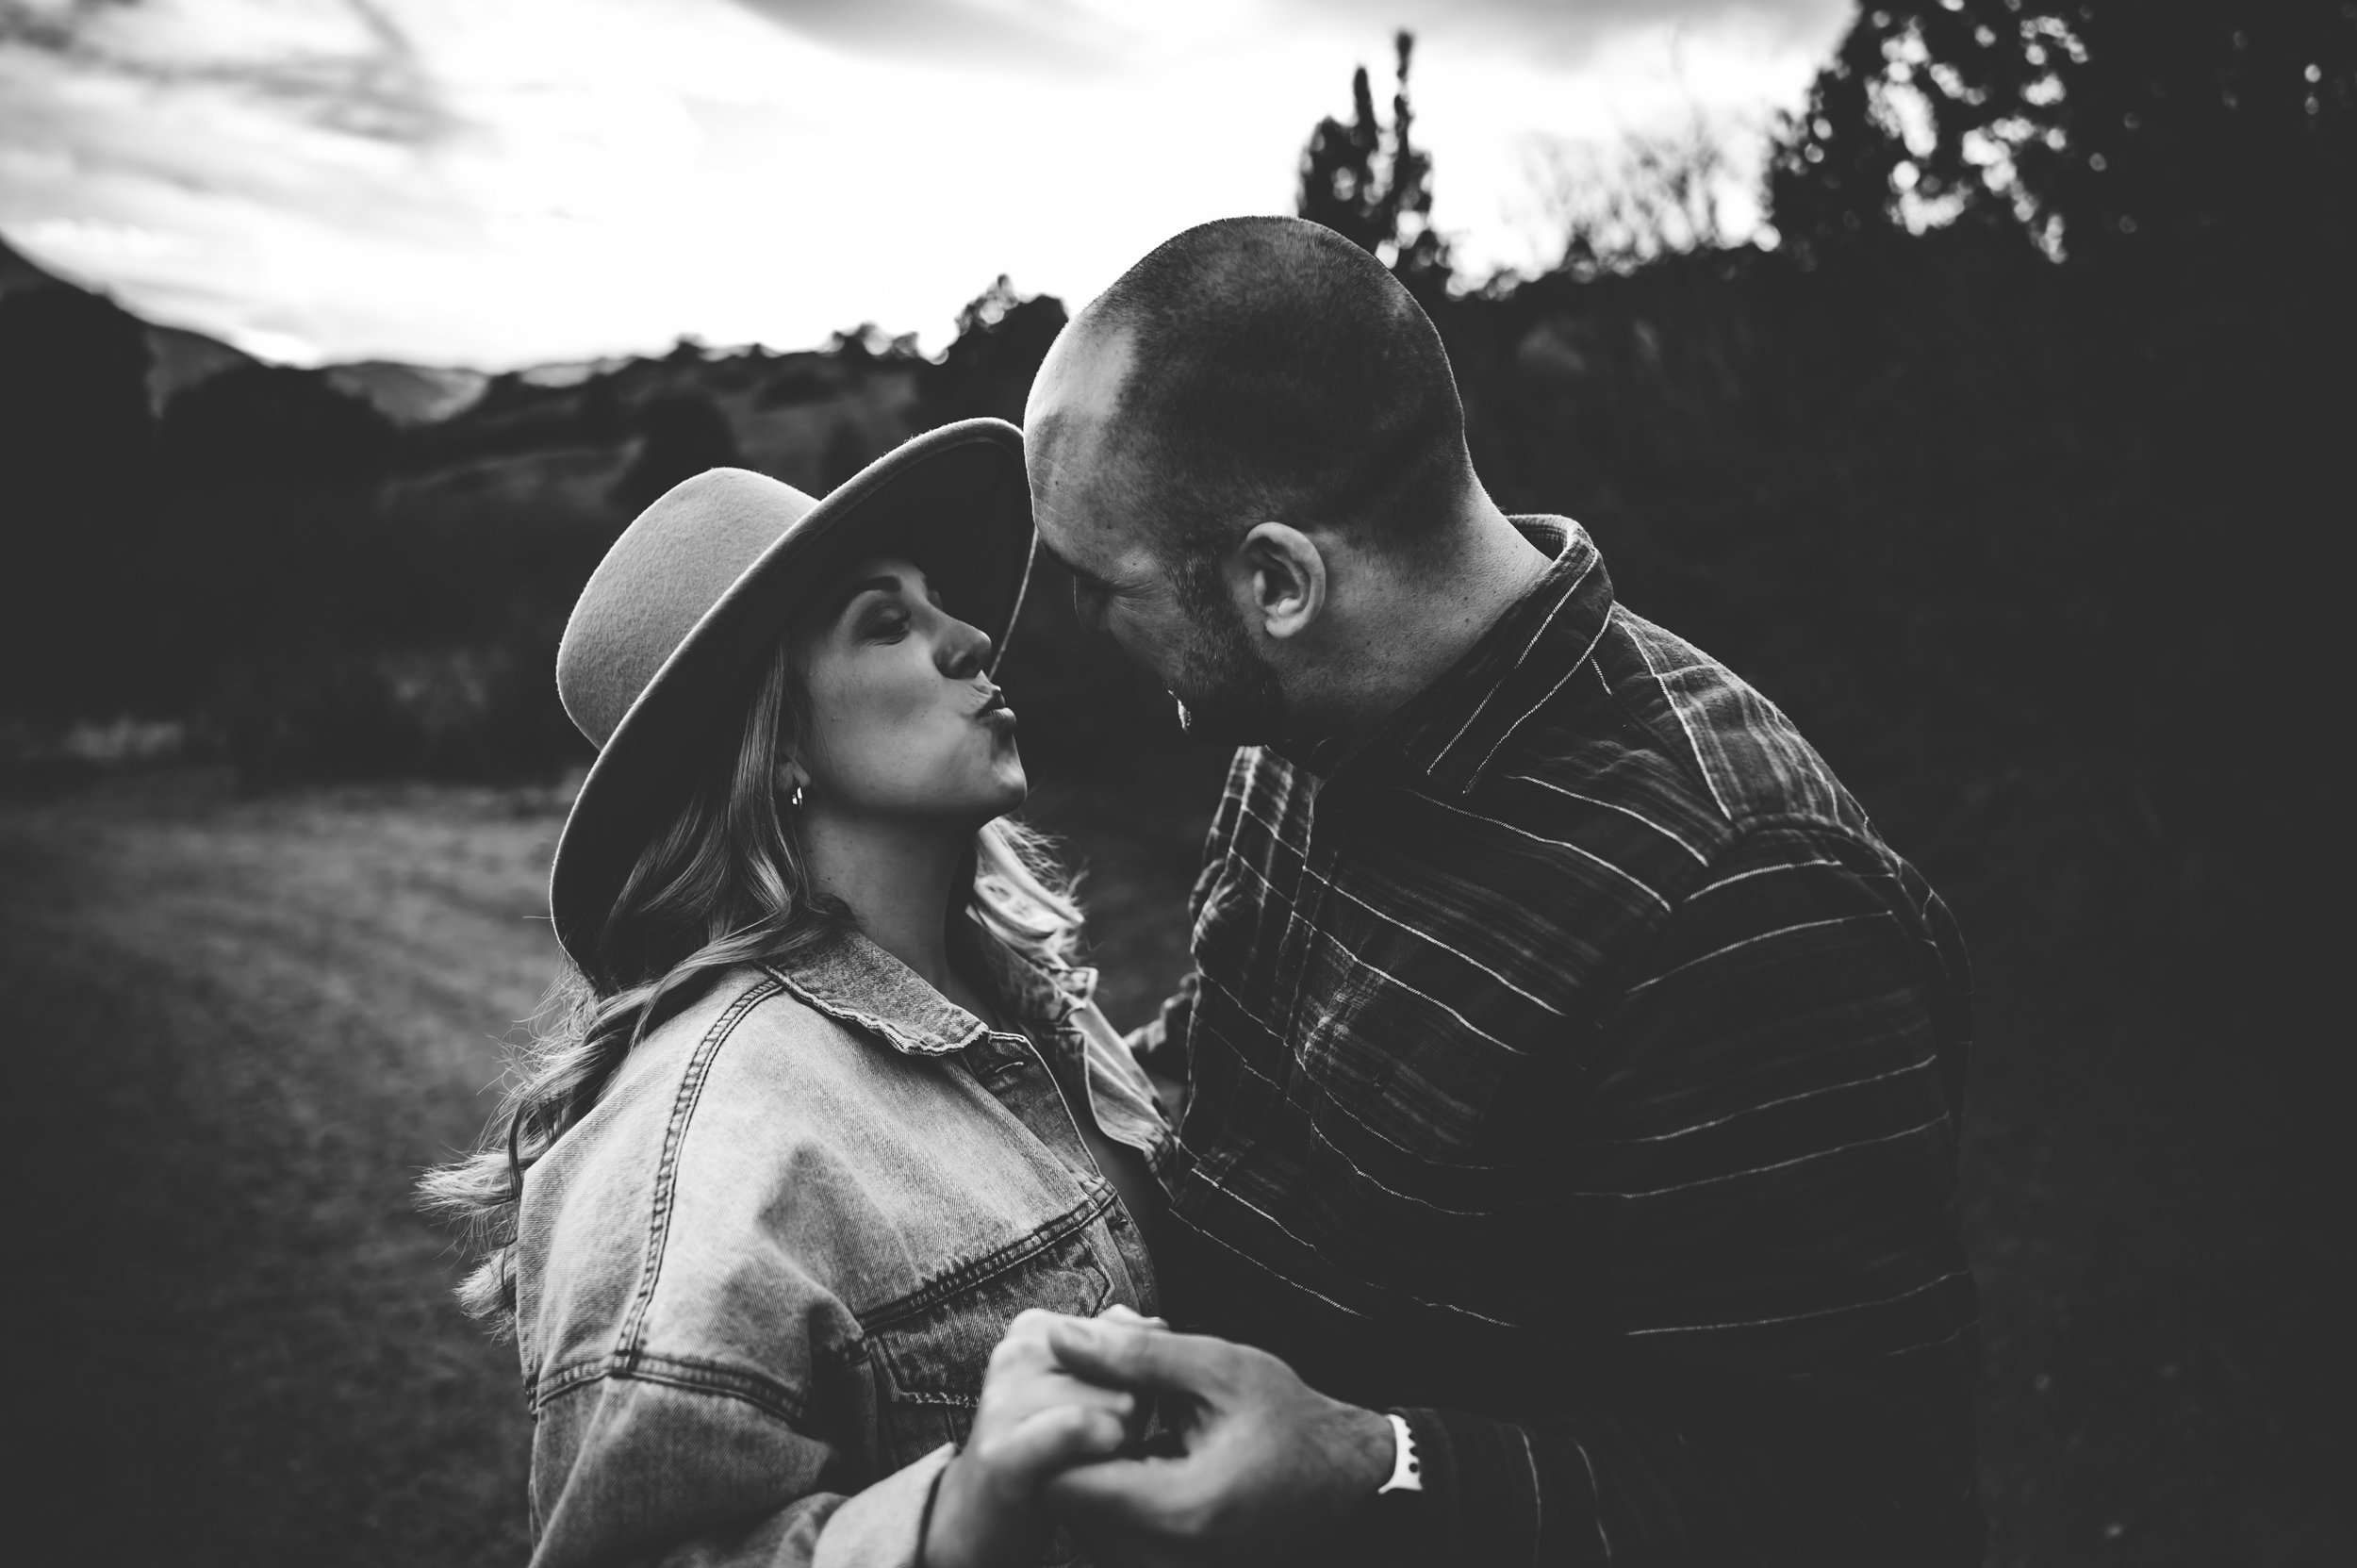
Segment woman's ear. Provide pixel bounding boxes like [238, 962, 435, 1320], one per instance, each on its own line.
[1239, 522, 1327, 641]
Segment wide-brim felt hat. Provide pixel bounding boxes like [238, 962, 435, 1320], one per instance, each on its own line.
[549, 417, 1034, 970]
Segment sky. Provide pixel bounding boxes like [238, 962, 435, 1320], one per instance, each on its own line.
[0, 0, 1853, 369]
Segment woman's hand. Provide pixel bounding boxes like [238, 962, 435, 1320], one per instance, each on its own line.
[921, 1307, 1149, 1568]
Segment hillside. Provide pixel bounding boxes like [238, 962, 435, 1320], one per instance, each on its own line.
[0, 232, 885, 438]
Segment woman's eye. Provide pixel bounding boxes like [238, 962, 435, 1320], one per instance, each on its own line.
[866, 610, 911, 642]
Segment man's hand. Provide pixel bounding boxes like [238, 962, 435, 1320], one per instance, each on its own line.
[922, 1309, 1139, 1568]
[1036, 1315, 1393, 1568]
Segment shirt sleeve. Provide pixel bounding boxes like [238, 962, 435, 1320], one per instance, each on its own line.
[1391, 821, 1982, 1564]
[528, 1372, 952, 1568]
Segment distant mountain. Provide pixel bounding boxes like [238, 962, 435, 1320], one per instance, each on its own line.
[0, 232, 492, 422]
[517, 357, 633, 389]
[0, 235, 52, 296]
[323, 360, 489, 425]
[2, 234, 260, 412]
[144, 322, 260, 413]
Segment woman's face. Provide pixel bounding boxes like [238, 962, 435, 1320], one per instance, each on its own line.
[792, 553, 1026, 825]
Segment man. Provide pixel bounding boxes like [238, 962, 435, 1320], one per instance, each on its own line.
[1020, 217, 1979, 1564]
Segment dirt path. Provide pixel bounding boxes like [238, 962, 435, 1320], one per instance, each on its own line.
[2, 773, 556, 1566]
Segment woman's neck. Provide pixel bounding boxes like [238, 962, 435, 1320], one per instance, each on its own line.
[799, 809, 969, 998]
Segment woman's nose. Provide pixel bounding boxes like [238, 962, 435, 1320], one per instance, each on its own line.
[937, 617, 993, 681]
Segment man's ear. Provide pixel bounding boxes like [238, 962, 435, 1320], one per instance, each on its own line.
[1239, 522, 1327, 641]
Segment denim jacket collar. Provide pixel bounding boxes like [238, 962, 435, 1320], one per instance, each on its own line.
[763, 916, 1094, 1059]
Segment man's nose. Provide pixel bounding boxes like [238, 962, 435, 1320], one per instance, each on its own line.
[938, 618, 993, 680]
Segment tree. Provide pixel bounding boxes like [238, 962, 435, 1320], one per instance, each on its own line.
[612, 391, 741, 515]
[1527, 115, 1737, 277]
[1298, 30, 1451, 292]
[829, 322, 922, 364]
[0, 281, 157, 716]
[822, 421, 877, 491]
[923, 275, 1070, 428]
[158, 366, 396, 493]
[1766, 0, 2356, 272]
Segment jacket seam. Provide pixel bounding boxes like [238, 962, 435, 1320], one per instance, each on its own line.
[856, 1184, 1117, 1333]
[614, 976, 785, 1357]
[529, 1348, 811, 1426]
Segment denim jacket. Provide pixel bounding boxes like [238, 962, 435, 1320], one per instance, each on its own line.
[514, 920, 1170, 1567]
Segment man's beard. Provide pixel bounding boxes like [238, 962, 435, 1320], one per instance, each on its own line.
[1169, 549, 1289, 746]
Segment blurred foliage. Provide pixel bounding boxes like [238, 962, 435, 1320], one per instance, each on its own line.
[0, 282, 159, 718]
[924, 274, 1070, 427]
[159, 365, 397, 491]
[612, 390, 742, 514]
[1524, 115, 1737, 277]
[1767, 0, 2356, 272]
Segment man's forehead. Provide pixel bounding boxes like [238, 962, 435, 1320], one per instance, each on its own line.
[1033, 316, 1137, 427]
[1031, 462, 1146, 577]
[1029, 322, 1157, 569]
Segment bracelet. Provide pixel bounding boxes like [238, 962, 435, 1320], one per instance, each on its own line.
[913, 1456, 949, 1568]
[1376, 1411, 1424, 1494]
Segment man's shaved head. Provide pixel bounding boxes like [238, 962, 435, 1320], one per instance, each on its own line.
[1025, 216, 1525, 746]
[1032, 215, 1475, 561]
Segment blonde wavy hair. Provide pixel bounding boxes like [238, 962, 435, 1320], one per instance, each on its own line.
[420, 631, 1080, 1330]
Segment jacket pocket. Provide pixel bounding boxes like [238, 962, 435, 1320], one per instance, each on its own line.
[862, 1226, 1113, 1470]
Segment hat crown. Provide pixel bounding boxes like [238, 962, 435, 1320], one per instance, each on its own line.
[557, 467, 817, 750]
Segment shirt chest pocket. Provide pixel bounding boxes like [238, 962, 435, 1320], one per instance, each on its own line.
[860, 1227, 1115, 1472]
[1299, 911, 1531, 1147]
[1292, 923, 1535, 1278]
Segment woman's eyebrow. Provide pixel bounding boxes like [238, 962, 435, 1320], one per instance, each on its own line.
[828, 573, 904, 619]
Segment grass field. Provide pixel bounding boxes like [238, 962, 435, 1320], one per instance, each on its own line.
[1, 769, 2340, 1565]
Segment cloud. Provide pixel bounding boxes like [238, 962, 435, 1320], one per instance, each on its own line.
[0, 0, 463, 144]
[1282, 0, 1852, 67]
[724, 0, 1854, 75]
[0, 0, 1855, 366]
[723, 0, 1129, 72]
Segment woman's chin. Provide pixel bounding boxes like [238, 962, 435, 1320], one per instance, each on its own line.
[985, 765, 1029, 815]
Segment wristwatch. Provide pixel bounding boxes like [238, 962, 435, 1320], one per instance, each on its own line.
[1376, 1411, 1425, 1496]
[1332, 1410, 1435, 1563]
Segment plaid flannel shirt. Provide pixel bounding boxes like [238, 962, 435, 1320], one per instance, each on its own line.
[1132, 518, 1981, 1564]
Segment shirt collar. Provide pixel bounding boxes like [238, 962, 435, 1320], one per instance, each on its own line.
[764, 916, 1090, 1058]
[1294, 516, 1614, 796]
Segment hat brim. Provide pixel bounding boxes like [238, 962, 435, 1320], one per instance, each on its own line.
[549, 417, 1036, 970]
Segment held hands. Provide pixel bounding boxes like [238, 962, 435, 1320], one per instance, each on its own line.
[1035, 1314, 1394, 1568]
[921, 1307, 1164, 1568]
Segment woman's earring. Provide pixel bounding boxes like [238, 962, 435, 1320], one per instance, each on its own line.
[790, 782, 804, 810]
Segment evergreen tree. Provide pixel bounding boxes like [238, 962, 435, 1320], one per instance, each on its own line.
[1300, 60, 1387, 253]
[1298, 31, 1450, 292]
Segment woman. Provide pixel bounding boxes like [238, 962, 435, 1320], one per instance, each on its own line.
[423, 420, 1170, 1568]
